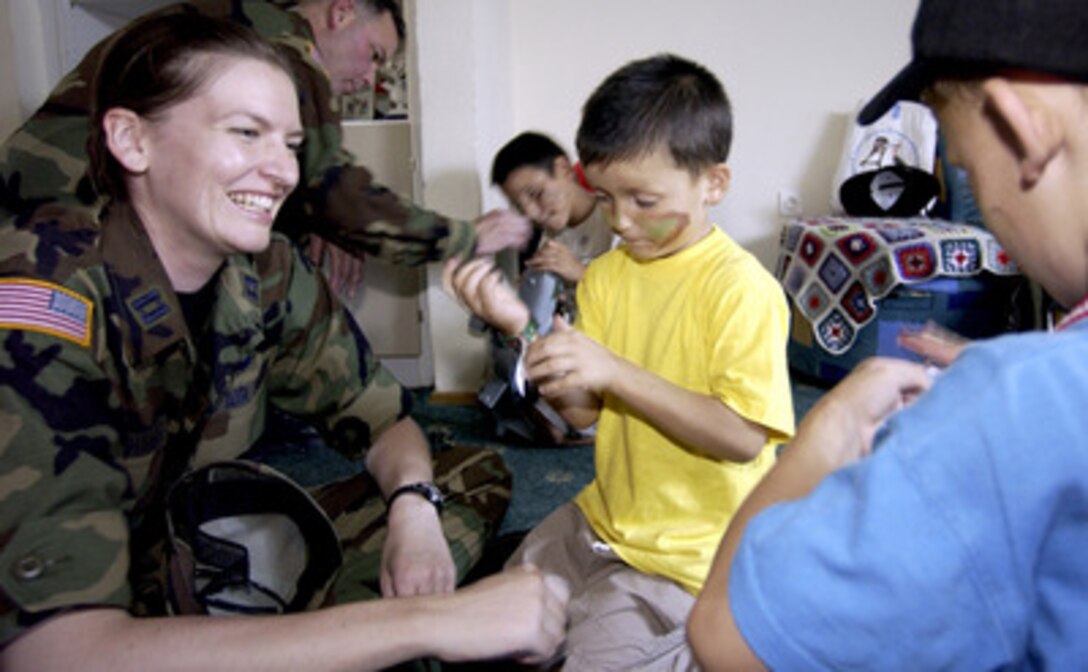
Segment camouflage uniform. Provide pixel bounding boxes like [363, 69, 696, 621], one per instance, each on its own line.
[0, 0, 477, 265]
[0, 202, 511, 647]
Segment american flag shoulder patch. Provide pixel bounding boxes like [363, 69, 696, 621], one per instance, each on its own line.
[0, 278, 94, 347]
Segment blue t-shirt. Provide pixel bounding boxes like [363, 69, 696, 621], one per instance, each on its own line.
[730, 326, 1088, 670]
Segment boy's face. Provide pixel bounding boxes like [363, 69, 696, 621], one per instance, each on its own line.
[501, 159, 574, 233]
[928, 80, 1073, 306]
[584, 147, 729, 261]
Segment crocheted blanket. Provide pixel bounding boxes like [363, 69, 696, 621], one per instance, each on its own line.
[776, 216, 1019, 354]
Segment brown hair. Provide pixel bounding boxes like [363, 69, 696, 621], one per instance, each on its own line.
[88, 9, 296, 201]
[577, 53, 733, 177]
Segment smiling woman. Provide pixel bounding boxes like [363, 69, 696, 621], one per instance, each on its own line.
[103, 60, 301, 291]
[0, 10, 568, 672]
[88, 19, 303, 291]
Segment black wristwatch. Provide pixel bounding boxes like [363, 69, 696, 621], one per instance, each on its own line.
[386, 481, 445, 513]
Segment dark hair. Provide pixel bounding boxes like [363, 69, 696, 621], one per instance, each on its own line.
[361, 0, 406, 41]
[88, 9, 296, 201]
[490, 132, 568, 186]
[576, 53, 733, 176]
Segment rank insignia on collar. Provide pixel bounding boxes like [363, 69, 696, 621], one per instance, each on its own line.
[129, 287, 170, 328]
[243, 274, 260, 302]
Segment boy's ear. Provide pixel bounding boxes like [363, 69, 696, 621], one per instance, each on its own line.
[703, 163, 732, 206]
[103, 108, 150, 175]
[552, 155, 574, 179]
[981, 77, 1062, 188]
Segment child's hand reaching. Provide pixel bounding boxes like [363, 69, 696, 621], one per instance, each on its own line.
[897, 321, 969, 368]
[525, 316, 619, 397]
[525, 240, 586, 284]
[442, 257, 531, 337]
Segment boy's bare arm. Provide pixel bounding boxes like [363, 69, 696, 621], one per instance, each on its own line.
[525, 319, 767, 462]
[441, 257, 531, 336]
[611, 360, 768, 462]
[689, 358, 933, 670]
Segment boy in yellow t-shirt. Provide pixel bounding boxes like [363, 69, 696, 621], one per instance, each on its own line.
[443, 53, 794, 670]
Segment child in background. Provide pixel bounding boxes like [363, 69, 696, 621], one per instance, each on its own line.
[444, 53, 795, 669]
[491, 131, 614, 289]
[476, 133, 615, 445]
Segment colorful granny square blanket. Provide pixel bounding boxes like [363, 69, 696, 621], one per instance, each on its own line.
[776, 217, 1019, 354]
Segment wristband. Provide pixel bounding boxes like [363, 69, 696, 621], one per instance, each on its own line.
[386, 482, 445, 513]
[501, 318, 538, 349]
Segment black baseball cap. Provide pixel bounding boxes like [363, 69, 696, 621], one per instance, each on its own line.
[859, 0, 1088, 125]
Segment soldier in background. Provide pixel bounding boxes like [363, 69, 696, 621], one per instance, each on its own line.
[0, 0, 532, 296]
[0, 13, 567, 670]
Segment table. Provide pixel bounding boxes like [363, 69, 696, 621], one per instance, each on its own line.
[776, 216, 1019, 354]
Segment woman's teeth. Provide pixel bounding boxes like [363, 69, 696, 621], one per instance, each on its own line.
[229, 192, 274, 213]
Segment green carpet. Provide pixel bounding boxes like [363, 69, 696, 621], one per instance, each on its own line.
[246, 388, 595, 535]
[409, 390, 594, 534]
[406, 378, 827, 534]
[251, 378, 827, 536]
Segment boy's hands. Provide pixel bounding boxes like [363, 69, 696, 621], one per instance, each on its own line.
[525, 316, 619, 397]
[796, 357, 934, 472]
[442, 257, 531, 336]
[526, 239, 587, 284]
[897, 321, 969, 368]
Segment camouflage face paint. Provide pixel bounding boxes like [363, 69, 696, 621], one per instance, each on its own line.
[602, 205, 619, 231]
[639, 211, 690, 247]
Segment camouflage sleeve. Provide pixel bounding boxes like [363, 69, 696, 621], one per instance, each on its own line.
[0, 284, 132, 647]
[0, 37, 102, 216]
[258, 237, 411, 458]
[243, 1, 477, 265]
[304, 164, 477, 265]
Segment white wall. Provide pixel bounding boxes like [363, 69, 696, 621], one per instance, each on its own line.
[1, 1, 60, 136]
[0, 0, 21, 140]
[1, 0, 920, 394]
[415, 1, 515, 394]
[417, 0, 918, 393]
[507, 1, 916, 263]
[0, 0, 176, 141]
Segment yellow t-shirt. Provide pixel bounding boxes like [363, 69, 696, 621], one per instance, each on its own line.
[573, 226, 794, 594]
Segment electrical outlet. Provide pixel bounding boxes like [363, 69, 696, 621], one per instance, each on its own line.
[778, 189, 802, 217]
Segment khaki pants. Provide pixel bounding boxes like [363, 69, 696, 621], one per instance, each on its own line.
[506, 503, 697, 672]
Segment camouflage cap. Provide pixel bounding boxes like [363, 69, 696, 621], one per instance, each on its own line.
[165, 461, 342, 616]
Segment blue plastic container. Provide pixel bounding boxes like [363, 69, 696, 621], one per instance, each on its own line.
[788, 274, 1026, 384]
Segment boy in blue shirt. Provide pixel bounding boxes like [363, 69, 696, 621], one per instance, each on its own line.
[689, 1, 1088, 669]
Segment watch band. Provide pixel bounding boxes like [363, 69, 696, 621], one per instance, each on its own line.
[386, 481, 445, 513]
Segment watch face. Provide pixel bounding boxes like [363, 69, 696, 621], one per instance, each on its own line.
[390, 482, 444, 510]
[419, 483, 443, 505]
